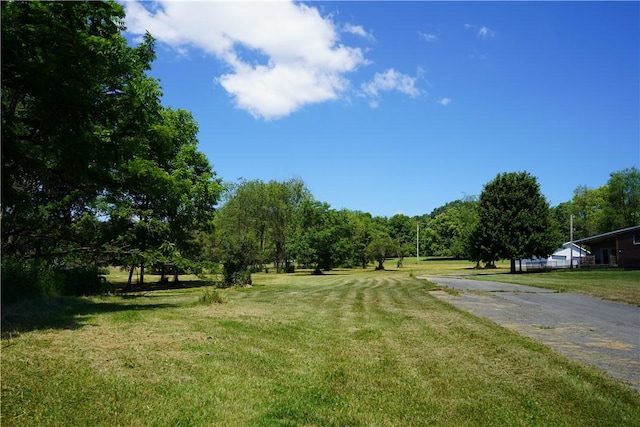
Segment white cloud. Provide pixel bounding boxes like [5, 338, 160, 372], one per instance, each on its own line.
[465, 23, 495, 39]
[418, 31, 437, 42]
[438, 97, 451, 106]
[343, 23, 375, 41]
[361, 69, 422, 106]
[478, 26, 496, 39]
[124, 1, 367, 120]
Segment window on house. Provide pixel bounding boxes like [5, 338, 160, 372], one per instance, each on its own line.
[634, 235, 640, 245]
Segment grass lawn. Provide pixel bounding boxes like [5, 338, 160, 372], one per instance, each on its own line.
[2, 266, 639, 426]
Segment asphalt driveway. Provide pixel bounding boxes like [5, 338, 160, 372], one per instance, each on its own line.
[424, 276, 640, 391]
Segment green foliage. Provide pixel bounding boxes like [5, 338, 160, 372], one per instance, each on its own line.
[550, 201, 574, 241]
[222, 267, 252, 287]
[291, 200, 355, 273]
[388, 214, 414, 265]
[473, 171, 558, 273]
[3, 1, 634, 303]
[570, 185, 608, 239]
[601, 166, 640, 231]
[1, 257, 107, 306]
[344, 211, 376, 268]
[1, 1, 161, 263]
[563, 166, 639, 239]
[425, 197, 479, 259]
[1, 258, 55, 303]
[101, 107, 221, 285]
[366, 234, 396, 270]
[1, 2, 220, 293]
[214, 179, 309, 273]
[219, 238, 254, 287]
[198, 287, 226, 305]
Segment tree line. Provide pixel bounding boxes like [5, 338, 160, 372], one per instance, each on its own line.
[212, 167, 638, 282]
[2, 2, 639, 302]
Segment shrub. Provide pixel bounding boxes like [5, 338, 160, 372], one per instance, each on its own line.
[222, 265, 252, 287]
[1, 258, 52, 304]
[198, 287, 226, 305]
[219, 239, 253, 287]
[1, 257, 108, 307]
[55, 267, 107, 296]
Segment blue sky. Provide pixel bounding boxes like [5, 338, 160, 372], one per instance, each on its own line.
[123, 1, 639, 218]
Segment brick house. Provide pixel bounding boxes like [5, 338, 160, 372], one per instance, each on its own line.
[574, 225, 640, 269]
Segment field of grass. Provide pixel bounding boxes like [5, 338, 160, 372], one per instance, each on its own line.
[2, 264, 639, 426]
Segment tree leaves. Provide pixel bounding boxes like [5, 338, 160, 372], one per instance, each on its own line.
[1, 1, 160, 260]
[473, 171, 558, 272]
[1, 2, 221, 285]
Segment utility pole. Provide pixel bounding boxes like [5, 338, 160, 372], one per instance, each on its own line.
[416, 222, 420, 264]
[570, 214, 574, 269]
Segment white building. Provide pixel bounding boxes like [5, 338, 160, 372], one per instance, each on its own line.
[520, 242, 590, 270]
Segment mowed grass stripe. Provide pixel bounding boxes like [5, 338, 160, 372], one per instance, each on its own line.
[2, 271, 639, 426]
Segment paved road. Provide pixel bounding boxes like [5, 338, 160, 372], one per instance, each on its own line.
[423, 276, 640, 391]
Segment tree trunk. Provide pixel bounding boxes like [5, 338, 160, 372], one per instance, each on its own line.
[275, 242, 284, 273]
[128, 265, 135, 286]
[140, 263, 145, 285]
[510, 258, 516, 274]
[160, 263, 167, 283]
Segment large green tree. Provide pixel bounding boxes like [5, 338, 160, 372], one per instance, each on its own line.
[211, 182, 262, 285]
[213, 179, 310, 282]
[264, 179, 309, 272]
[388, 214, 414, 267]
[366, 233, 396, 271]
[101, 108, 221, 285]
[348, 211, 376, 268]
[290, 199, 335, 274]
[473, 171, 558, 273]
[1, 0, 161, 264]
[2, 1, 221, 299]
[291, 203, 356, 273]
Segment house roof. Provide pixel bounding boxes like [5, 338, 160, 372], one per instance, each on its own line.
[574, 225, 640, 244]
[556, 242, 589, 256]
